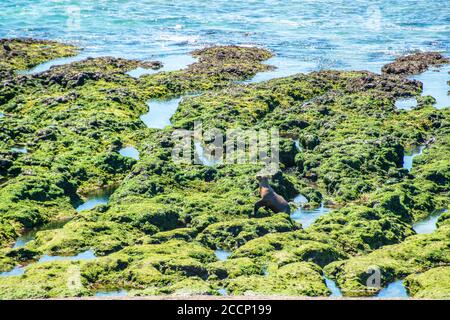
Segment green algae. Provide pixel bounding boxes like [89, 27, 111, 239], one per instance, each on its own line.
[226, 262, 329, 296]
[0, 39, 449, 299]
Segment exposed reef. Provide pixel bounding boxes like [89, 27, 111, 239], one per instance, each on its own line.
[0, 39, 448, 299]
[382, 52, 449, 76]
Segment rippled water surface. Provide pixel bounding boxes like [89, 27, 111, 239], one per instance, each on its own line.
[119, 146, 140, 160]
[1, 1, 449, 73]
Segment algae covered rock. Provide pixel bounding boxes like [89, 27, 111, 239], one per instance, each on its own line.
[226, 262, 329, 297]
[404, 266, 450, 299]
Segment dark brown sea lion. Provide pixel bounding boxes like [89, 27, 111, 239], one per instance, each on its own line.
[253, 175, 291, 215]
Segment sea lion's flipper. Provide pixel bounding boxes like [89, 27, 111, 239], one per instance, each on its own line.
[253, 200, 264, 216]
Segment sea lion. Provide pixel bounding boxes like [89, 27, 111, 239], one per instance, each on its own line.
[254, 175, 291, 215]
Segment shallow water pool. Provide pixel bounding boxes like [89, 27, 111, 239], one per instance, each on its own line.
[410, 65, 450, 109]
[95, 289, 128, 298]
[214, 249, 231, 261]
[395, 97, 418, 110]
[291, 203, 332, 228]
[76, 188, 115, 212]
[13, 219, 70, 249]
[413, 210, 447, 234]
[38, 250, 96, 263]
[324, 276, 343, 298]
[11, 147, 28, 154]
[377, 280, 409, 298]
[127, 54, 197, 78]
[0, 266, 25, 277]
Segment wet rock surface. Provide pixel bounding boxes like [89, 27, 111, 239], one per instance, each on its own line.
[382, 52, 449, 76]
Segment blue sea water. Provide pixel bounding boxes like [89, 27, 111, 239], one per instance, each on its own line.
[1, 0, 449, 74]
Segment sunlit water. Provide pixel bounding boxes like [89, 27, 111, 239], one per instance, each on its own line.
[377, 280, 409, 298]
[214, 249, 231, 261]
[402, 145, 425, 172]
[95, 289, 128, 298]
[324, 276, 343, 297]
[291, 193, 334, 228]
[127, 55, 197, 78]
[11, 147, 28, 154]
[140, 97, 182, 129]
[119, 146, 140, 160]
[38, 249, 96, 263]
[0, 250, 96, 277]
[409, 65, 450, 109]
[194, 142, 223, 166]
[217, 288, 228, 296]
[395, 97, 417, 110]
[413, 209, 447, 234]
[76, 188, 114, 212]
[14, 219, 70, 249]
[1, 1, 449, 75]
[0, 266, 25, 277]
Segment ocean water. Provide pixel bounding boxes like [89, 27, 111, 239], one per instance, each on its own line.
[1, 0, 449, 74]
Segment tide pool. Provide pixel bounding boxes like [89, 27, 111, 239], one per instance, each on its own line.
[291, 203, 332, 228]
[413, 210, 447, 234]
[38, 250, 96, 263]
[377, 280, 409, 298]
[324, 277, 343, 298]
[214, 249, 232, 261]
[410, 65, 450, 109]
[395, 97, 417, 110]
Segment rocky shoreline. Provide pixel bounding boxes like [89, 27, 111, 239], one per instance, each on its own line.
[0, 38, 448, 299]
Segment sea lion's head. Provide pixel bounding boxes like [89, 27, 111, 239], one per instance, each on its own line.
[255, 174, 269, 182]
